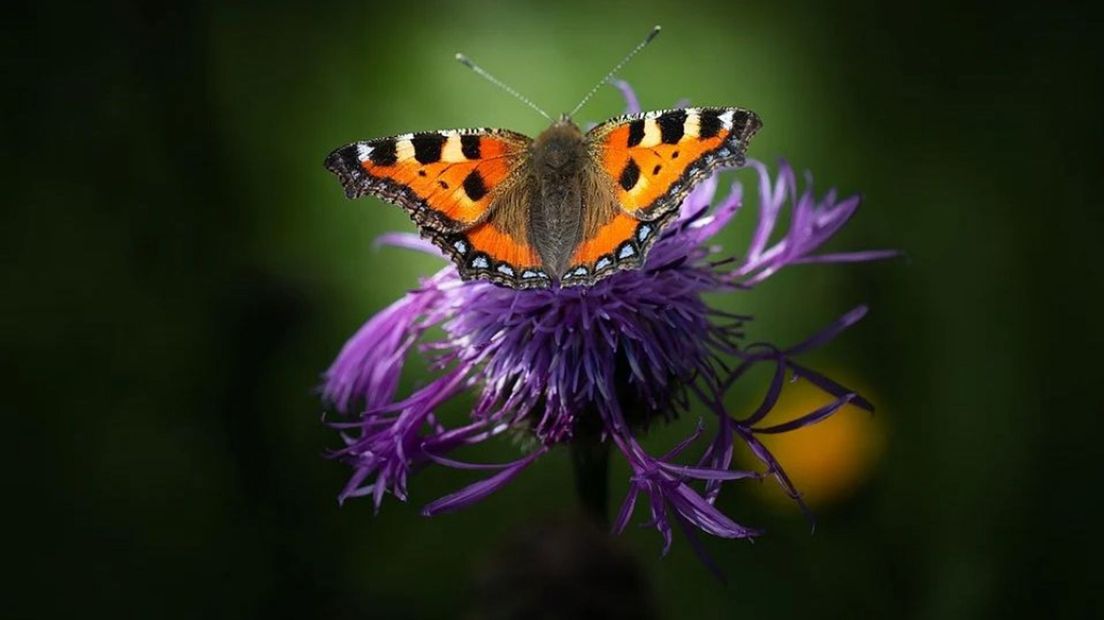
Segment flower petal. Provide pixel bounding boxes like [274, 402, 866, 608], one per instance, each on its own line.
[420, 448, 546, 516]
[753, 394, 856, 434]
[374, 232, 444, 257]
[784, 305, 869, 355]
[611, 79, 641, 114]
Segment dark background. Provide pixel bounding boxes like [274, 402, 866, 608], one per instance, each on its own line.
[8, 0, 1103, 618]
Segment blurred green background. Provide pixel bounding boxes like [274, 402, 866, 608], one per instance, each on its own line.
[9, 0, 1103, 617]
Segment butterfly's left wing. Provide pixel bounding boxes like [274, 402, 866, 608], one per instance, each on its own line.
[325, 128, 531, 232]
[559, 108, 761, 285]
[326, 129, 558, 288]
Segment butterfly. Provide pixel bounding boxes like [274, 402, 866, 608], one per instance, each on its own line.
[324, 29, 761, 290]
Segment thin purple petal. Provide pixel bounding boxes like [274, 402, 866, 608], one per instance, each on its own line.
[611, 79, 641, 114]
[421, 448, 546, 516]
[374, 232, 443, 257]
[753, 394, 856, 434]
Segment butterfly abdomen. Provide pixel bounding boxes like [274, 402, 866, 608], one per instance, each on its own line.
[528, 122, 591, 278]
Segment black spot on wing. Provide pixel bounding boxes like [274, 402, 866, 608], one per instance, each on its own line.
[699, 109, 723, 139]
[412, 134, 447, 164]
[652, 164, 662, 175]
[323, 147, 368, 198]
[619, 157, 641, 191]
[462, 170, 487, 201]
[731, 110, 751, 133]
[657, 110, 687, 144]
[627, 119, 645, 147]
[461, 134, 481, 159]
[369, 139, 397, 166]
[337, 147, 360, 174]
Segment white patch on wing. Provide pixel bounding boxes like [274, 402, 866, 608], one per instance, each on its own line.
[719, 111, 735, 130]
[395, 139, 415, 161]
[441, 133, 466, 162]
[472, 256, 489, 269]
[619, 244, 636, 259]
[683, 110, 700, 138]
[640, 118, 662, 148]
[356, 143, 373, 162]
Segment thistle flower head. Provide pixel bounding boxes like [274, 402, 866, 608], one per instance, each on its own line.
[321, 83, 895, 553]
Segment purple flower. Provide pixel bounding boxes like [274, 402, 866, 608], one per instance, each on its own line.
[321, 83, 896, 552]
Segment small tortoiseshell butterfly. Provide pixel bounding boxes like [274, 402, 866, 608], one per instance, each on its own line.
[325, 27, 761, 289]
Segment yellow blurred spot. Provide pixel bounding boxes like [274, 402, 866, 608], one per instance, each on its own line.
[742, 373, 886, 509]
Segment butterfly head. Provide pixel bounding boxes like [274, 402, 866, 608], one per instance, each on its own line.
[545, 113, 583, 143]
[533, 118, 585, 173]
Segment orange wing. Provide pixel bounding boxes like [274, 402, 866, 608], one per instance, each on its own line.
[325, 128, 530, 232]
[326, 128, 554, 288]
[434, 216, 552, 289]
[589, 107, 761, 221]
[558, 107, 762, 286]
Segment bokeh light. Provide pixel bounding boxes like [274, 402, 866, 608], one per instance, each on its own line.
[745, 373, 886, 509]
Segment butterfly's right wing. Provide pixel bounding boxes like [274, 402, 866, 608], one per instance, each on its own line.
[556, 107, 761, 286]
[325, 128, 551, 288]
[589, 107, 761, 221]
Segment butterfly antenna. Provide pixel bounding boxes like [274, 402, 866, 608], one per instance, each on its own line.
[455, 53, 552, 121]
[568, 25, 661, 118]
